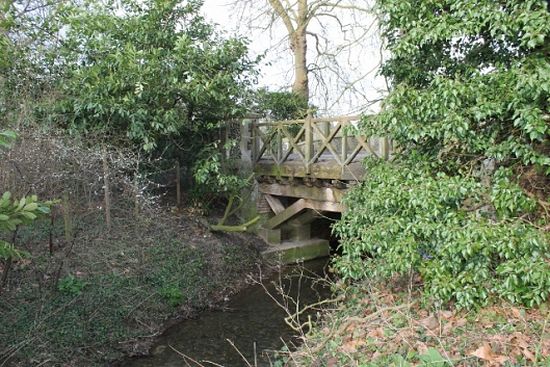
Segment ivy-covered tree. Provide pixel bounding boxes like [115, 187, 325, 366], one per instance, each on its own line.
[335, 0, 550, 308]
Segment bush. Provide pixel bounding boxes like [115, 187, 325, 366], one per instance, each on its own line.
[333, 159, 550, 309]
[333, 0, 550, 310]
[252, 89, 309, 121]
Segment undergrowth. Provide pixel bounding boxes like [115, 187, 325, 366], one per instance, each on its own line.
[0, 209, 261, 366]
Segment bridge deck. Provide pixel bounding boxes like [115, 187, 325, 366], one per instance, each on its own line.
[254, 156, 366, 181]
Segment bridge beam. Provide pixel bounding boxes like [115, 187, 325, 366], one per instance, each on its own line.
[259, 183, 346, 203]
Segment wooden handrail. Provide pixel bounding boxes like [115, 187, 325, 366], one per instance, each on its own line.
[246, 115, 388, 179]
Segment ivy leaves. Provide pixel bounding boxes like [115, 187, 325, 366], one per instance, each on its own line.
[334, 160, 550, 309]
[372, 0, 550, 173]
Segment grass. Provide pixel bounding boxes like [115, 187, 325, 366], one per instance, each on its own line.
[279, 277, 550, 367]
[0, 207, 262, 366]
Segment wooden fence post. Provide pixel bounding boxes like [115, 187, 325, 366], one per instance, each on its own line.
[134, 156, 140, 218]
[276, 122, 283, 163]
[175, 160, 181, 208]
[62, 192, 73, 242]
[305, 113, 313, 174]
[251, 120, 258, 162]
[102, 147, 112, 232]
[341, 123, 348, 164]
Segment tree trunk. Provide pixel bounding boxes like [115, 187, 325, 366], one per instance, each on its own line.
[290, 29, 309, 103]
[0, 258, 12, 292]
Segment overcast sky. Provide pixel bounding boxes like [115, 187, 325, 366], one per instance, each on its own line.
[199, 0, 386, 115]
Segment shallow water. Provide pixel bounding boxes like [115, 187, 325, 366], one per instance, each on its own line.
[122, 258, 331, 367]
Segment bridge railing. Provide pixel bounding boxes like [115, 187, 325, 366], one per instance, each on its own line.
[247, 115, 391, 176]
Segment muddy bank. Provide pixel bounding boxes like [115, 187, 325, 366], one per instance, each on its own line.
[0, 209, 265, 366]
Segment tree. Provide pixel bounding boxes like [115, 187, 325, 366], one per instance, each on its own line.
[334, 0, 550, 308]
[232, 0, 378, 110]
[1, 0, 65, 126]
[54, 0, 257, 152]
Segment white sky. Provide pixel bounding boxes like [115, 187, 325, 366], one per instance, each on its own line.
[200, 0, 387, 115]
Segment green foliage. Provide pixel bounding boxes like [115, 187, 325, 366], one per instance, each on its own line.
[54, 0, 257, 151]
[0, 192, 52, 231]
[252, 89, 309, 120]
[0, 130, 54, 262]
[0, 191, 54, 260]
[158, 284, 184, 307]
[418, 349, 448, 366]
[192, 140, 250, 205]
[335, 0, 550, 309]
[334, 160, 550, 309]
[491, 168, 537, 218]
[365, 0, 550, 173]
[58, 275, 87, 295]
[0, 129, 16, 148]
[0, 240, 27, 261]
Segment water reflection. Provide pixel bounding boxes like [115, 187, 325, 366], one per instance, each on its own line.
[122, 259, 331, 367]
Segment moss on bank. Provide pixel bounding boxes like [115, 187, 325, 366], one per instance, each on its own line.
[0, 209, 262, 366]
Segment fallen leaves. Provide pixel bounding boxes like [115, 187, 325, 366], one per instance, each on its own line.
[470, 343, 509, 364]
[340, 338, 366, 353]
[295, 285, 549, 367]
[419, 315, 440, 331]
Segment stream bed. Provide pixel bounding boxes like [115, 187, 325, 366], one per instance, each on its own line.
[122, 258, 331, 367]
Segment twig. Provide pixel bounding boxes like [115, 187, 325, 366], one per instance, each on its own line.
[168, 345, 203, 367]
[226, 339, 253, 367]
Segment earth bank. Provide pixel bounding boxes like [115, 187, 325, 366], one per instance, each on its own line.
[0, 208, 264, 366]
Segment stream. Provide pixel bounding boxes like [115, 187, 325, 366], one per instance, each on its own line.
[122, 258, 331, 367]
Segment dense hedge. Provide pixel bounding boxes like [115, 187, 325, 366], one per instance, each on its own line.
[334, 160, 549, 309]
[334, 0, 550, 308]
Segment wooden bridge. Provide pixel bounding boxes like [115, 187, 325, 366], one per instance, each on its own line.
[238, 115, 391, 263]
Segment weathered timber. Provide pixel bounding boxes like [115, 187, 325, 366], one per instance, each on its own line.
[242, 115, 390, 262]
[258, 227, 282, 245]
[262, 239, 330, 264]
[254, 160, 365, 181]
[304, 199, 344, 213]
[264, 194, 286, 214]
[264, 198, 343, 230]
[259, 183, 347, 203]
[247, 115, 387, 182]
[265, 199, 307, 230]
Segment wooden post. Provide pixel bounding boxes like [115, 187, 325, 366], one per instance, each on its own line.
[305, 113, 313, 174]
[134, 155, 140, 217]
[62, 192, 73, 242]
[342, 124, 348, 164]
[381, 137, 390, 160]
[251, 120, 258, 162]
[240, 119, 252, 164]
[175, 160, 181, 208]
[102, 147, 112, 232]
[323, 121, 330, 138]
[276, 123, 283, 163]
